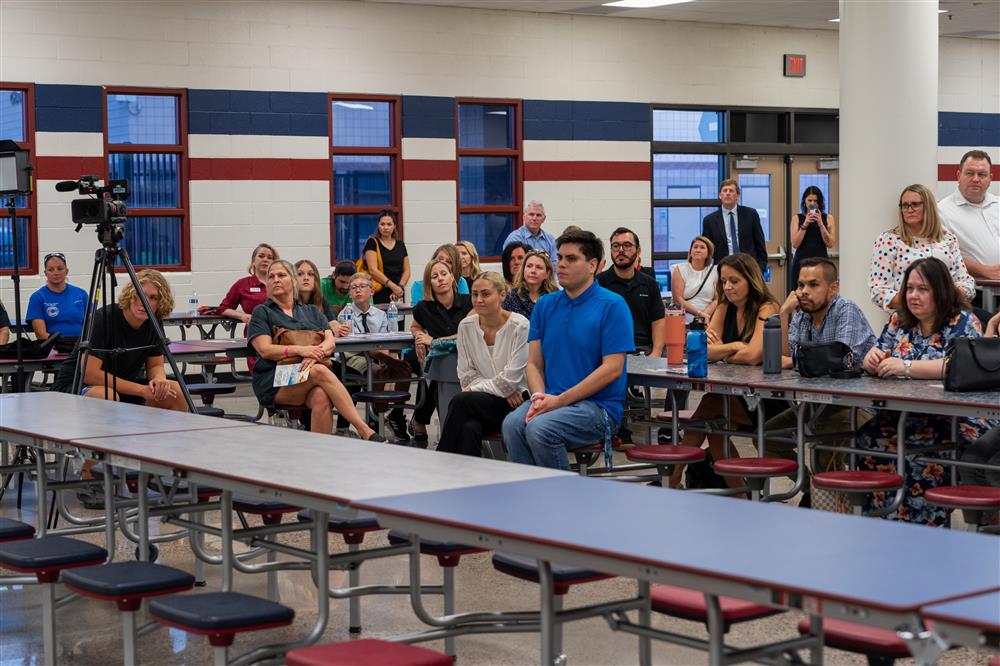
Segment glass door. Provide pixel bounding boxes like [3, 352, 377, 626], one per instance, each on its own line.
[789, 156, 840, 286]
[729, 156, 787, 293]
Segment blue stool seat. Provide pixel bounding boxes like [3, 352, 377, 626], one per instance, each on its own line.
[195, 405, 225, 418]
[387, 530, 486, 567]
[232, 495, 300, 525]
[0, 517, 35, 542]
[63, 562, 195, 611]
[353, 390, 411, 404]
[149, 591, 295, 646]
[152, 477, 222, 500]
[0, 536, 107, 582]
[492, 552, 611, 595]
[90, 463, 140, 491]
[297, 509, 381, 544]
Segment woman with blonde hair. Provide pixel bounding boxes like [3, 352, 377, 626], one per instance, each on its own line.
[295, 259, 336, 322]
[53, 269, 186, 411]
[502, 249, 558, 318]
[671, 235, 718, 323]
[410, 243, 471, 302]
[456, 241, 482, 282]
[869, 184, 975, 311]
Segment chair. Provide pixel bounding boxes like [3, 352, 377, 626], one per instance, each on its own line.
[923, 485, 1000, 531]
[797, 617, 915, 665]
[811, 471, 904, 515]
[286, 639, 453, 666]
[353, 389, 411, 439]
[625, 445, 706, 486]
[713, 457, 798, 501]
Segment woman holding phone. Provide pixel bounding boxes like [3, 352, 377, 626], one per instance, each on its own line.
[789, 186, 835, 287]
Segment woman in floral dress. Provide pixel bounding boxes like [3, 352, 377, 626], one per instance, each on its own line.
[860, 257, 996, 525]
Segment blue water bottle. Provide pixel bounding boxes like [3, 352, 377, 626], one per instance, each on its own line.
[686, 317, 708, 378]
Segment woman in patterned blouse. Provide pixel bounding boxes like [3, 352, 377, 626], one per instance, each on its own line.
[860, 257, 995, 525]
[502, 249, 558, 319]
[868, 184, 975, 312]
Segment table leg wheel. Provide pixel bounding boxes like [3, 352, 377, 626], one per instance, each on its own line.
[349, 625, 362, 634]
[194, 580, 207, 587]
[134, 544, 159, 563]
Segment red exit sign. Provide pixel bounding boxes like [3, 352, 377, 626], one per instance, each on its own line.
[784, 54, 806, 77]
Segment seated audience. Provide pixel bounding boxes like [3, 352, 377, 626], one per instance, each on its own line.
[598, 227, 665, 356]
[765, 258, 876, 504]
[220, 242, 278, 372]
[410, 243, 470, 303]
[671, 236, 718, 324]
[959, 312, 1000, 500]
[502, 249, 557, 319]
[860, 257, 995, 525]
[438, 272, 529, 456]
[408, 258, 473, 444]
[363, 210, 409, 305]
[296, 259, 337, 322]
[670, 253, 780, 489]
[0, 299, 9, 345]
[869, 184, 975, 311]
[502, 229, 633, 470]
[320, 260, 358, 318]
[27, 252, 87, 346]
[502, 200, 557, 258]
[789, 186, 836, 287]
[501, 241, 527, 287]
[52, 269, 185, 411]
[248, 260, 382, 441]
[938, 150, 998, 283]
[456, 240, 482, 283]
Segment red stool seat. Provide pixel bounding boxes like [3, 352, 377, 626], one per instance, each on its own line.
[714, 457, 798, 478]
[924, 485, 1000, 510]
[812, 471, 904, 492]
[286, 639, 453, 666]
[797, 617, 912, 658]
[651, 584, 780, 630]
[574, 443, 603, 453]
[626, 445, 705, 464]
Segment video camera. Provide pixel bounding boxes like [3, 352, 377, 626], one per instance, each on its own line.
[55, 176, 129, 230]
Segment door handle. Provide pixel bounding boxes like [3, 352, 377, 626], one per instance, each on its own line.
[767, 246, 787, 267]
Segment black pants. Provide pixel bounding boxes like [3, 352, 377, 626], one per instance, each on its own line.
[436, 392, 512, 457]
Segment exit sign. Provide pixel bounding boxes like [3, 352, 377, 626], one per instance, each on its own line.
[784, 54, 806, 77]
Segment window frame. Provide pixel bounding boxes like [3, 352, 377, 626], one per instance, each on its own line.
[0, 82, 37, 276]
[455, 97, 523, 262]
[328, 93, 402, 263]
[102, 85, 189, 271]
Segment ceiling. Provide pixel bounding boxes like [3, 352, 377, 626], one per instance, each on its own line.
[363, 0, 1000, 39]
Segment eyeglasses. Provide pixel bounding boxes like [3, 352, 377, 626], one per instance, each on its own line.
[610, 242, 636, 251]
[525, 250, 549, 259]
[44, 252, 66, 263]
[349, 283, 371, 291]
[899, 202, 924, 211]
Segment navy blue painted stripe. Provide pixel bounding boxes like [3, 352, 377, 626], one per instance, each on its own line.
[939, 112, 1000, 147]
[188, 89, 327, 136]
[524, 100, 650, 141]
[35, 84, 103, 132]
[402, 95, 454, 139]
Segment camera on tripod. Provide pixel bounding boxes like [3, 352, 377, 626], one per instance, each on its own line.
[55, 175, 130, 229]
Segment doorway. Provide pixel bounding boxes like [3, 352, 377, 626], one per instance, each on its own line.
[730, 156, 787, 292]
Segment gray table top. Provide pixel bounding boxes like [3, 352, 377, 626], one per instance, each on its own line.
[0, 392, 252, 443]
[627, 355, 796, 389]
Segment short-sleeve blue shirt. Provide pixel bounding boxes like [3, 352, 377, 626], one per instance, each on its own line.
[26, 284, 88, 337]
[529, 281, 634, 422]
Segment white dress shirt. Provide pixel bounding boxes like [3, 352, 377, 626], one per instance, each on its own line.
[938, 190, 999, 267]
[456, 312, 529, 398]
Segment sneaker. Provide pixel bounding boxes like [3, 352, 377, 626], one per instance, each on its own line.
[387, 409, 408, 439]
[407, 419, 429, 447]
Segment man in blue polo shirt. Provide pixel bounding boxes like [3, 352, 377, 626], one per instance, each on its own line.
[502, 228, 634, 470]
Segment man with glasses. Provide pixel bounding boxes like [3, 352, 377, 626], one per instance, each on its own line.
[938, 150, 999, 292]
[502, 200, 558, 259]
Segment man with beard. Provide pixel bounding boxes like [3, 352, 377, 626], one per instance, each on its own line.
[596, 227, 665, 356]
[766, 257, 876, 506]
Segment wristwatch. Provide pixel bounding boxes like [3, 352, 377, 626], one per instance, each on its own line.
[903, 359, 912, 379]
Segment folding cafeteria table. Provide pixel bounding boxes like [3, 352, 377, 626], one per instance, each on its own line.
[921, 590, 999, 660]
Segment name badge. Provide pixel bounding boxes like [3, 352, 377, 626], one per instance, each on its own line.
[249, 287, 262, 293]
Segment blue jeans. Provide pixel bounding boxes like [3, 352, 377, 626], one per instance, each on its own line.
[502, 399, 617, 470]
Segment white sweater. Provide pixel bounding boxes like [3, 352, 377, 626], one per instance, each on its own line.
[456, 313, 530, 398]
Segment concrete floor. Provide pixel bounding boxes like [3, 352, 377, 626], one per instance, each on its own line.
[0, 384, 991, 665]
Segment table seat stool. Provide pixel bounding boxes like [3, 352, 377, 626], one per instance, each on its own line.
[62, 561, 195, 664]
[148, 591, 294, 666]
[0, 517, 35, 542]
[923, 485, 1000, 531]
[90, 462, 140, 493]
[626, 445, 705, 487]
[354, 390, 411, 439]
[195, 405, 226, 418]
[812, 471, 904, 516]
[299, 509, 384, 634]
[651, 584, 781, 634]
[0, 536, 108, 665]
[571, 442, 605, 476]
[151, 477, 222, 502]
[231, 495, 300, 526]
[186, 382, 236, 407]
[797, 617, 916, 665]
[286, 639, 453, 666]
[713, 458, 798, 501]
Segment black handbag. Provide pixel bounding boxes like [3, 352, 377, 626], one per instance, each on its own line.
[944, 337, 1000, 392]
[795, 341, 859, 378]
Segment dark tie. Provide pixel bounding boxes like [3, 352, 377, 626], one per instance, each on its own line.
[728, 211, 740, 254]
[360, 311, 370, 333]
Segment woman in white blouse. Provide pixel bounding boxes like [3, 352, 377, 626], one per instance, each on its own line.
[437, 271, 529, 456]
[869, 184, 976, 311]
[671, 235, 718, 323]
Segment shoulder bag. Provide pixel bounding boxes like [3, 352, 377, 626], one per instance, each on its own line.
[356, 239, 385, 294]
[271, 327, 326, 365]
[944, 337, 1000, 392]
[795, 341, 862, 378]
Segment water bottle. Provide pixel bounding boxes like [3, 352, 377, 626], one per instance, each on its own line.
[337, 307, 353, 329]
[686, 317, 708, 378]
[386, 300, 398, 331]
[763, 314, 782, 374]
[188, 290, 198, 315]
[763, 265, 772, 283]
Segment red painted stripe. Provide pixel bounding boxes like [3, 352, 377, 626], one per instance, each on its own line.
[402, 159, 456, 180]
[938, 163, 1000, 181]
[524, 161, 651, 181]
[189, 158, 329, 180]
[36, 156, 105, 180]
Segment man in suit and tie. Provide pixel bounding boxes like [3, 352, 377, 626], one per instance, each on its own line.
[701, 179, 768, 272]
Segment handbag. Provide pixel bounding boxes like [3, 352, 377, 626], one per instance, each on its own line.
[356, 239, 385, 294]
[272, 327, 325, 365]
[795, 341, 857, 378]
[944, 337, 1000, 392]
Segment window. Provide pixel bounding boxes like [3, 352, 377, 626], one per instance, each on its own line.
[456, 100, 521, 259]
[104, 88, 188, 269]
[0, 83, 35, 274]
[653, 110, 723, 143]
[329, 95, 400, 261]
